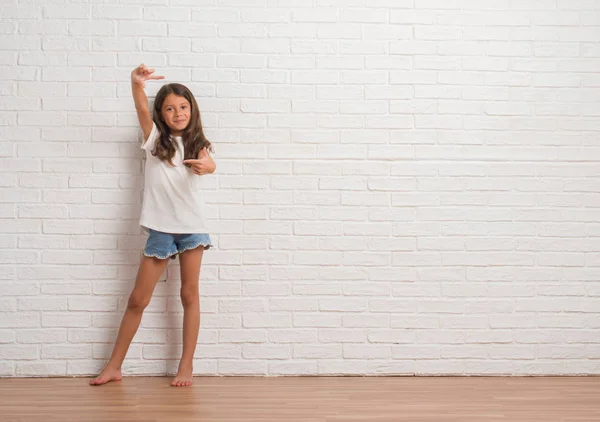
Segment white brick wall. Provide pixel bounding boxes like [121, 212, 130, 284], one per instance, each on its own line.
[1, 0, 600, 377]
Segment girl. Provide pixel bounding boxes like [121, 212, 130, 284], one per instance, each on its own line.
[90, 64, 216, 387]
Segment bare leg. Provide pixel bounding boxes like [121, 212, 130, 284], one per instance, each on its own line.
[90, 256, 168, 386]
[172, 247, 203, 387]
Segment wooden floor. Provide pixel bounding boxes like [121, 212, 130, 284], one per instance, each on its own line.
[0, 376, 599, 421]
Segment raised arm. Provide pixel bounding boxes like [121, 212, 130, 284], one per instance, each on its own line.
[131, 64, 164, 142]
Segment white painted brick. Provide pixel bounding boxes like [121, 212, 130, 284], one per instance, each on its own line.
[0, 35, 39, 51]
[17, 362, 66, 377]
[0, 219, 42, 233]
[18, 142, 66, 159]
[242, 38, 290, 54]
[69, 20, 114, 37]
[41, 250, 92, 265]
[17, 205, 68, 218]
[294, 313, 341, 328]
[17, 52, 66, 67]
[218, 361, 266, 375]
[192, 38, 240, 54]
[269, 329, 318, 344]
[219, 329, 267, 344]
[190, 7, 239, 22]
[41, 344, 92, 359]
[218, 23, 265, 38]
[292, 8, 337, 22]
[0, 312, 39, 328]
[242, 9, 290, 23]
[269, 23, 316, 38]
[369, 329, 416, 343]
[43, 5, 89, 19]
[292, 70, 339, 85]
[219, 298, 267, 313]
[416, 26, 462, 41]
[117, 21, 166, 37]
[0, 205, 15, 218]
[93, 5, 142, 20]
[16, 329, 67, 344]
[344, 344, 391, 359]
[42, 313, 90, 328]
[142, 37, 190, 53]
[243, 344, 289, 359]
[0, 298, 16, 314]
[68, 297, 118, 312]
[0, 346, 38, 360]
[293, 344, 341, 359]
[41, 36, 89, 52]
[241, 99, 290, 113]
[39, 166, 98, 185]
[17, 297, 67, 311]
[316, 86, 361, 101]
[392, 345, 440, 359]
[240, 69, 289, 84]
[319, 329, 366, 344]
[143, 6, 190, 21]
[18, 19, 69, 35]
[269, 361, 318, 375]
[243, 313, 292, 328]
[343, 314, 389, 328]
[243, 282, 291, 297]
[43, 189, 90, 204]
[43, 282, 91, 295]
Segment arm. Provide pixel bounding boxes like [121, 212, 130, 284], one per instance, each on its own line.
[131, 64, 164, 142]
[182, 147, 216, 175]
[205, 151, 216, 174]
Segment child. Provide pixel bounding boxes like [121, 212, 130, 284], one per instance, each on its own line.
[90, 64, 216, 387]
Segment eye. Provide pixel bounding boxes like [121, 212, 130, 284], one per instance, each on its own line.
[181, 105, 188, 110]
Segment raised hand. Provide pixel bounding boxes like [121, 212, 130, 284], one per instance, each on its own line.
[131, 63, 165, 88]
[182, 147, 215, 175]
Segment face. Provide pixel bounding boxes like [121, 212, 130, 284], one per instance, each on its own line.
[160, 93, 191, 136]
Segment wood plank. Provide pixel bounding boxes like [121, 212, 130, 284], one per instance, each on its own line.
[0, 376, 599, 421]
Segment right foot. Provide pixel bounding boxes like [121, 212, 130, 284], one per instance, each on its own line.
[89, 367, 122, 386]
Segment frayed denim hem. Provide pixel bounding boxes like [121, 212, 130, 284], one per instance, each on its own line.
[179, 242, 212, 253]
[143, 251, 178, 260]
[143, 242, 212, 260]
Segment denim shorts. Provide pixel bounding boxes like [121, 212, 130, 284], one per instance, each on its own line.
[143, 229, 212, 260]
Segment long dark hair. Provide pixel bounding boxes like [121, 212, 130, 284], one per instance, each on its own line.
[151, 83, 213, 166]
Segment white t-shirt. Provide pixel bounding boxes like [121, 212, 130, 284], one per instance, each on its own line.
[139, 123, 210, 234]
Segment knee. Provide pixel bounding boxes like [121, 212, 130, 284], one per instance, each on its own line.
[127, 291, 151, 312]
[180, 286, 199, 308]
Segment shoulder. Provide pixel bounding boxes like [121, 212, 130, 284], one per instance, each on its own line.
[141, 122, 159, 151]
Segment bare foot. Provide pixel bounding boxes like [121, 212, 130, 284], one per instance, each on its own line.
[89, 366, 122, 386]
[171, 361, 193, 387]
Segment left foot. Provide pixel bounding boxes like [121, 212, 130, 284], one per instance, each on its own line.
[171, 361, 193, 387]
